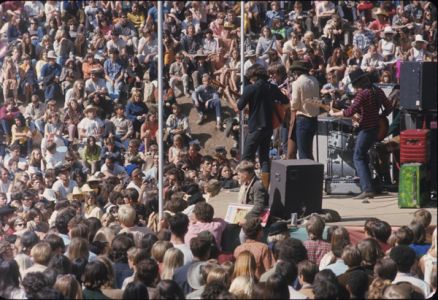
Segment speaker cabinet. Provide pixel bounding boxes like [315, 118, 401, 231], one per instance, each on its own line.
[400, 62, 437, 111]
[269, 159, 324, 219]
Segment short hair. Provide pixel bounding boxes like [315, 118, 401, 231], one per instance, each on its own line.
[369, 220, 392, 244]
[389, 245, 416, 273]
[82, 260, 108, 289]
[330, 226, 350, 258]
[305, 215, 325, 240]
[275, 260, 298, 283]
[155, 280, 184, 299]
[202, 281, 228, 299]
[346, 270, 369, 298]
[22, 272, 50, 299]
[190, 236, 211, 260]
[374, 257, 397, 281]
[151, 241, 173, 263]
[135, 258, 159, 286]
[193, 202, 214, 223]
[409, 222, 426, 244]
[298, 260, 319, 284]
[276, 238, 308, 263]
[168, 213, 189, 237]
[242, 217, 262, 240]
[313, 269, 339, 299]
[412, 209, 432, 228]
[20, 231, 40, 253]
[31, 242, 53, 265]
[118, 205, 136, 227]
[246, 63, 268, 80]
[394, 226, 414, 245]
[266, 273, 290, 299]
[122, 281, 149, 299]
[123, 188, 139, 203]
[111, 234, 134, 263]
[44, 234, 65, 253]
[236, 160, 255, 176]
[342, 245, 362, 267]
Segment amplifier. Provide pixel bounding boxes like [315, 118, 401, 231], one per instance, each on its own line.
[400, 62, 437, 111]
[325, 177, 362, 195]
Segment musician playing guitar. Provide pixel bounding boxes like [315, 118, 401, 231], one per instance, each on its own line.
[329, 69, 392, 200]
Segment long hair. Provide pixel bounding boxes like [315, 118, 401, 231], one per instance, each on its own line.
[232, 251, 257, 281]
[161, 247, 184, 280]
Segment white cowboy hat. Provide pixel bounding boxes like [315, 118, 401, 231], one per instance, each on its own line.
[413, 34, 427, 43]
[47, 50, 57, 59]
[84, 105, 98, 113]
[383, 26, 396, 34]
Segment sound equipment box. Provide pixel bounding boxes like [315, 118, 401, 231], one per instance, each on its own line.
[400, 62, 437, 111]
[269, 159, 324, 220]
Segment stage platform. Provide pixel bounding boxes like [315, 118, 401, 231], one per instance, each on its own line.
[209, 189, 437, 227]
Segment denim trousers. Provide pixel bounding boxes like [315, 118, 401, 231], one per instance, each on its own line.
[354, 127, 378, 193]
[193, 98, 222, 119]
[242, 127, 273, 173]
[296, 116, 318, 160]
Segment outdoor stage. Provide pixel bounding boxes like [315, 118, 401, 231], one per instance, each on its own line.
[209, 189, 437, 227]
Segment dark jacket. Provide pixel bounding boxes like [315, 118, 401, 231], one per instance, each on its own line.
[237, 79, 288, 132]
[244, 176, 268, 220]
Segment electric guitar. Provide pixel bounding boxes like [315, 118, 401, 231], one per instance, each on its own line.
[305, 99, 389, 141]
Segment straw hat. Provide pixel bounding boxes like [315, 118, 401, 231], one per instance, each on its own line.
[374, 8, 388, 17]
[194, 49, 208, 59]
[84, 105, 98, 113]
[81, 184, 96, 193]
[87, 174, 102, 184]
[67, 186, 83, 201]
[223, 21, 235, 30]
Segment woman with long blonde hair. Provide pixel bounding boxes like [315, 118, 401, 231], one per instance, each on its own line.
[161, 247, 184, 280]
[67, 238, 89, 261]
[232, 251, 257, 282]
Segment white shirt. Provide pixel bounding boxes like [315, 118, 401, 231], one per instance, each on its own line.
[101, 163, 126, 176]
[77, 117, 104, 138]
[52, 179, 78, 200]
[174, 243, 194, 265]
[393, 272, 431, 297]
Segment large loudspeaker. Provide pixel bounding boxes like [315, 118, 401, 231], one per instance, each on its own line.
[400, 62, 437, 111]
[269, 160, 324, 219]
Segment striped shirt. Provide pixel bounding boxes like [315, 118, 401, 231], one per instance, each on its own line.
[343, 86, 392, 130]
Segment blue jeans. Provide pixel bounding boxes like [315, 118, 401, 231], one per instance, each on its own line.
[354, 127, 378, 193]
[242, 127, 273, 173]
[193, 98, 222, 119]
[106, 81, 124, 101]
[296, 116, 318, 160]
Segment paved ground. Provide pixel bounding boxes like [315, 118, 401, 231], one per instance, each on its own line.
[208, 189, 437, 226]
[177, 94, 437, 227]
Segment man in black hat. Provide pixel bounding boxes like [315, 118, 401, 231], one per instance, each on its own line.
[288, 61, 320, 160]
[329, 69, 392, 199]
[237, 64, 289, 190]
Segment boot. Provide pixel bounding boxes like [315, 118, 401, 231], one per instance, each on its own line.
[261, 172, 270, 191]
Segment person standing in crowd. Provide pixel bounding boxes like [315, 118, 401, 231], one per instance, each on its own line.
[330, 69, 392, 199]
[237, 64, 288, 189]
[288, 60, 320, 160]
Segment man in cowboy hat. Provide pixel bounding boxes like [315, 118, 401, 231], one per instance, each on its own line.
[40, 50, 62, 101]
[288, 60, 320, 160]
[329, 68, 392, 199]
[85, 67, 107, 98]
[369, 8, 389, 36]
[408, 34, 435, 62]
[77, 105, 104, 141]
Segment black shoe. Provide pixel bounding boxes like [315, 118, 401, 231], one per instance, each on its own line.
[353, 192, 375, 199]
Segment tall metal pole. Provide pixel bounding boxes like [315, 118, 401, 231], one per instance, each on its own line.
[240, 1, 245, 157]
[157, 2, 164, 220]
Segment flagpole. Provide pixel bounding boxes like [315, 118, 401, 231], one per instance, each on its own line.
[240, 1, 245, 157]
[157, 1, 164, 220]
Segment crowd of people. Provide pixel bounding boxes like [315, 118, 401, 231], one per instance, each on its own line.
[0, 0, 437, 299]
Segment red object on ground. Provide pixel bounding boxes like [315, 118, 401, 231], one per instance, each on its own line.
[400, 129, 430, 164]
